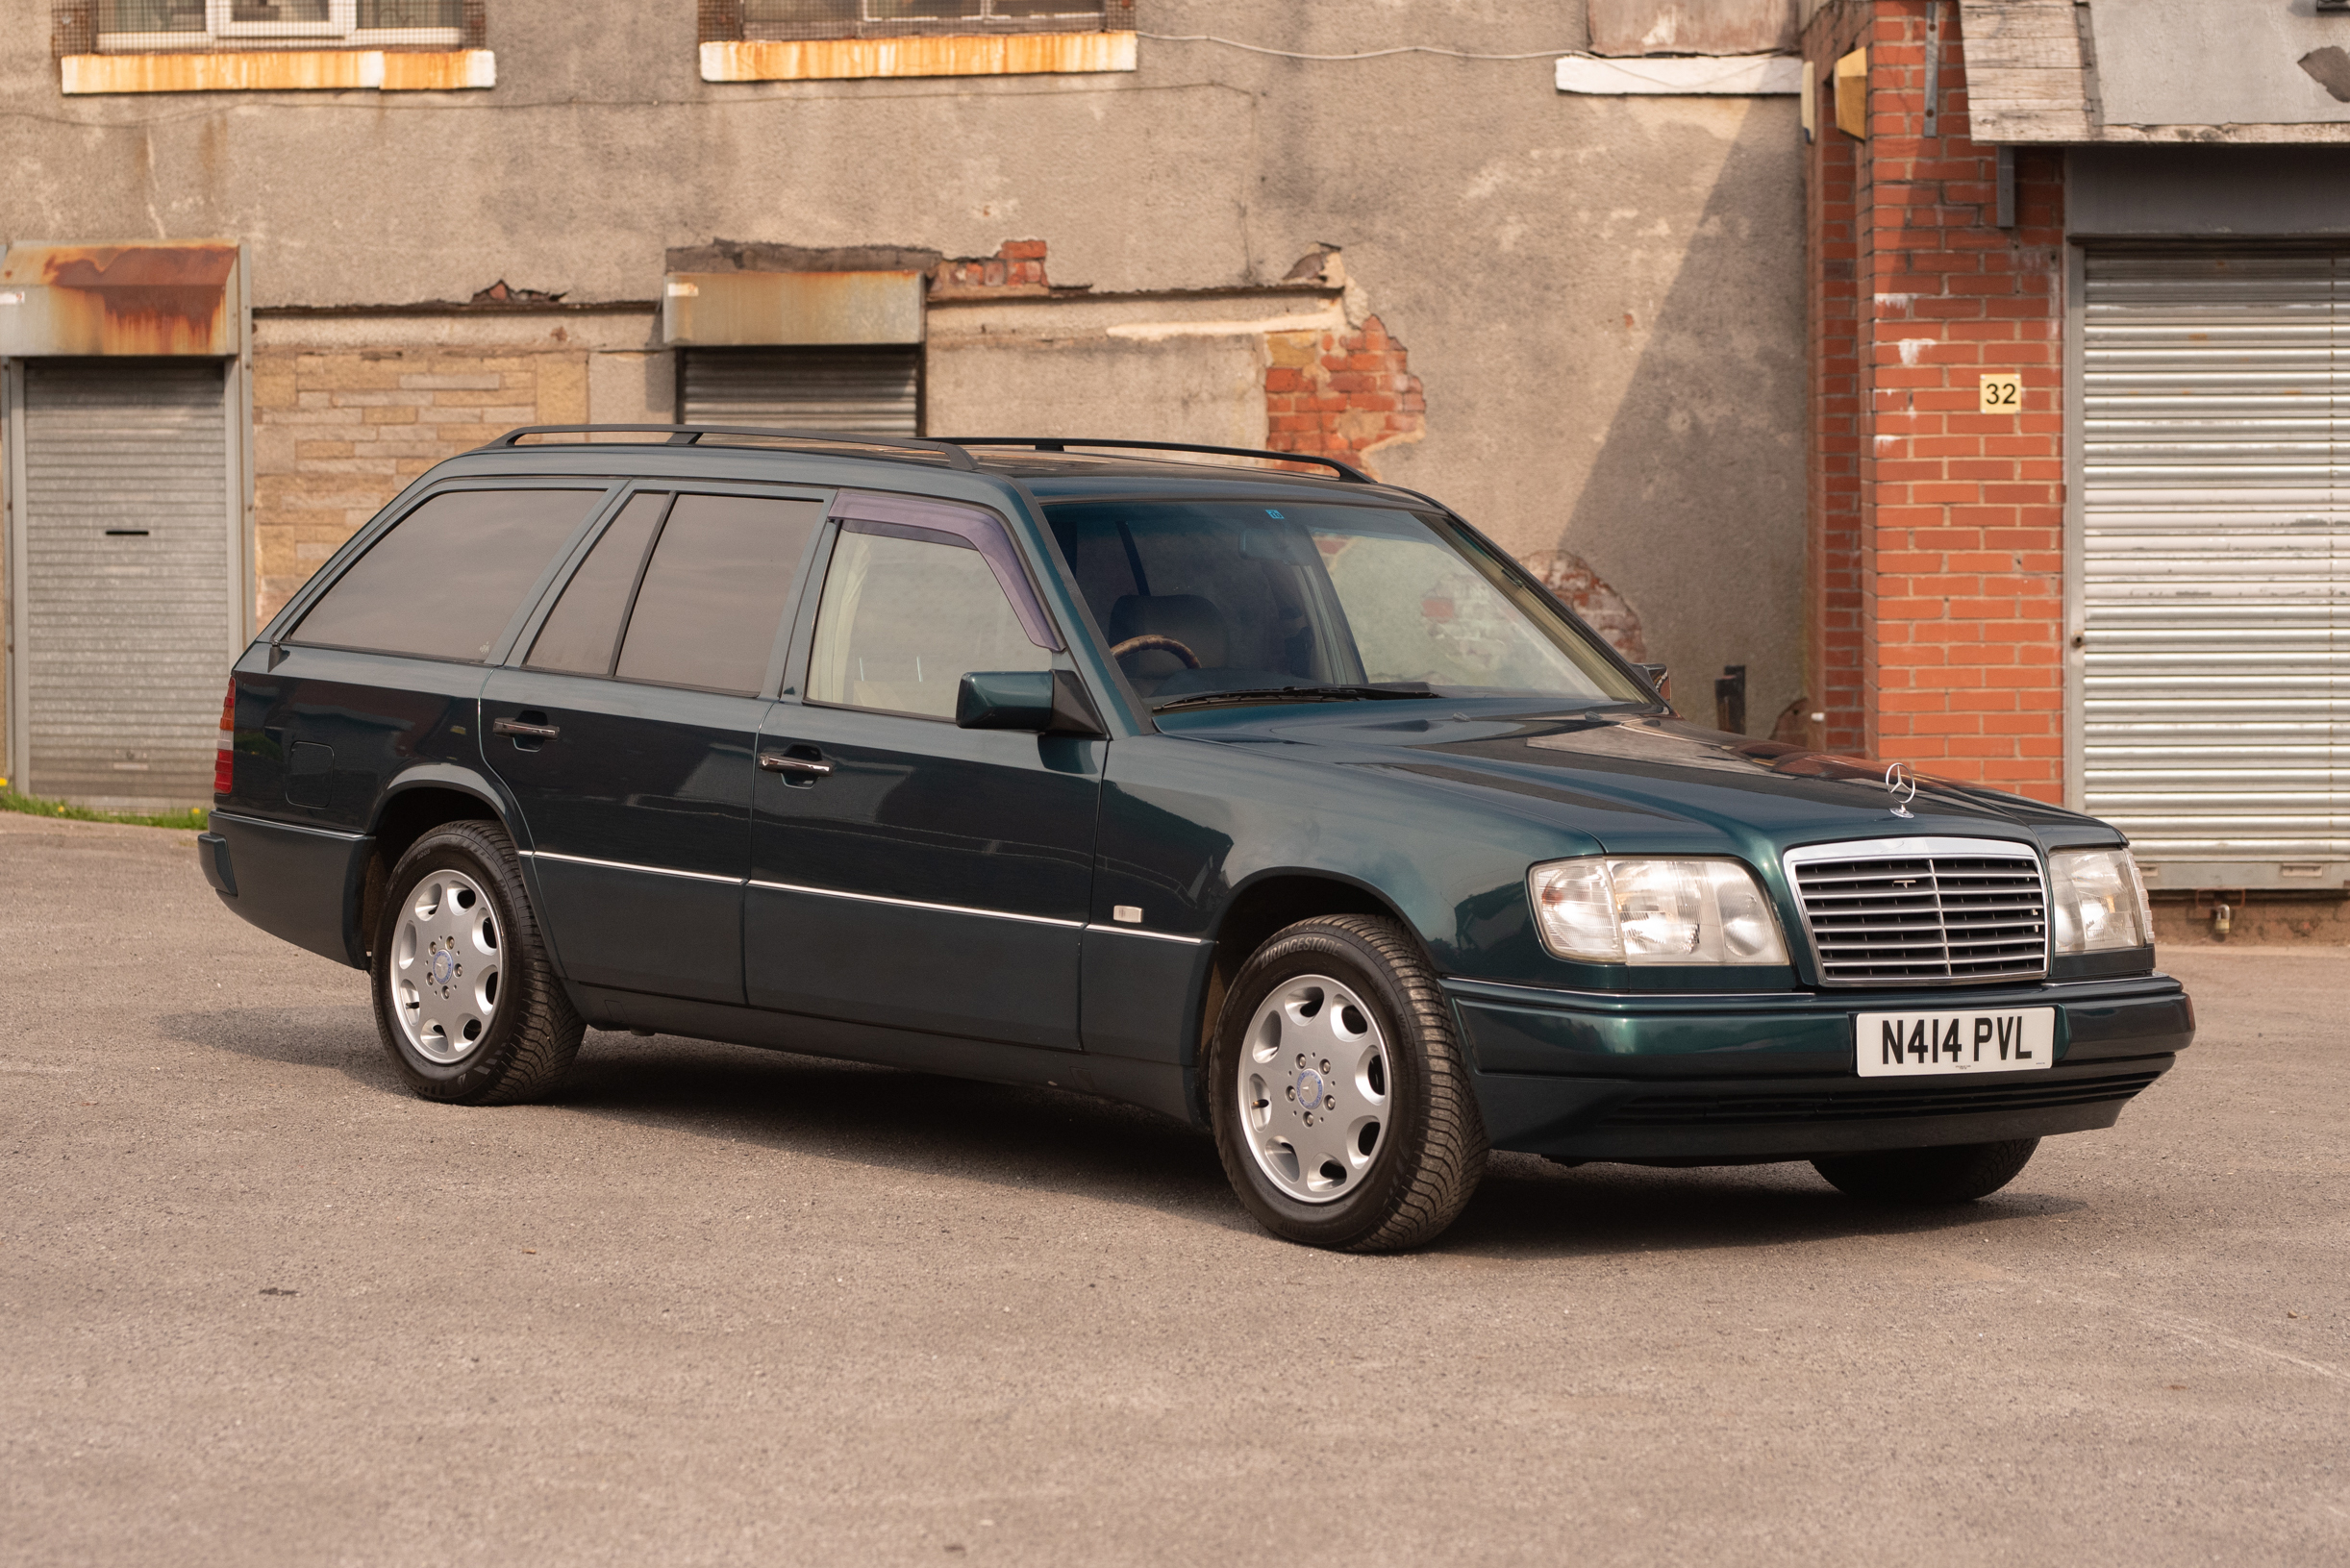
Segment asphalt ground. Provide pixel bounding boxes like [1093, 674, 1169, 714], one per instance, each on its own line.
[2, 811, 2345, 1567]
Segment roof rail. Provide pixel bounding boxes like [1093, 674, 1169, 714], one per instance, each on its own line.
[951, 437, 1375, 485]
[487, 424, 979, 471]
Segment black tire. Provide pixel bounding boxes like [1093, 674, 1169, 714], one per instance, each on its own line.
[1812, 1138, 2039, 1205]
[1209, 915, 1488, 1252]
[370, 819, 582, 1106]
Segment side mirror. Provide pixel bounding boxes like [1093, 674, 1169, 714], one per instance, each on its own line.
[955, 670, 1108, 736]
[1638, 662, 1671, 701]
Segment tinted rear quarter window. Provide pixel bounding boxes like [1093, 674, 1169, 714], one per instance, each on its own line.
[293, 488, 602, 661]
[612, 493, 824, 694]
[525, 490, 671, 676]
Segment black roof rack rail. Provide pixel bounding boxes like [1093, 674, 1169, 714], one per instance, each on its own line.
[951, 437, 1375, 485]
[487, 424, 980, 471]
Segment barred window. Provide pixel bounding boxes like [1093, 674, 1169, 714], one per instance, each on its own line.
[56, 0, 485, 52]
[700, 0, 1133, 43]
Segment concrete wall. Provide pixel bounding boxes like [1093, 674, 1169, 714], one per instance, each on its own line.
[0, 0, 1809, 734]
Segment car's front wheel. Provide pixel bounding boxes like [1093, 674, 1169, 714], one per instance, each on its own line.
[1210, 915, 1488, 1251]
[1812, 1138, 2039, 1205]
[370, 819, 583, 1106]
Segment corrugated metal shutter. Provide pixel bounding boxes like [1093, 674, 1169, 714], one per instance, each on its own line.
[678, 346, 920, 434]
[2080, 253, 2349, 883]
[18, 359, 233, 809]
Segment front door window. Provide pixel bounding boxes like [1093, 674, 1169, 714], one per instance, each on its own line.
[809, 521, 1054, 719]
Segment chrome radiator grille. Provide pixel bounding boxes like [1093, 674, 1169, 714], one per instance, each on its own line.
[1787, 840, 2049, 986]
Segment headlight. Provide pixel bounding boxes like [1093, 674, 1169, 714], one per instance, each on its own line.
[1528, 858, 1788, 966]
[2049, 847, 2153, 953]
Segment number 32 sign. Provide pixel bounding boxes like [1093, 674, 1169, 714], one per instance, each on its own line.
[1979, 372, 2022, 413]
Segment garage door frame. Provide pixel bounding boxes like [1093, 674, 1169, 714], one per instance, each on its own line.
[1, 298, 254, 807]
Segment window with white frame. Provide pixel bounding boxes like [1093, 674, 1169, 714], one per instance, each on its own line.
[75, 0, 478, 51]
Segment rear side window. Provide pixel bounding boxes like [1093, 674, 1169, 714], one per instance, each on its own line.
[293, 489, 601, 662]
[524, 490, 671, 676]
[612, 493, 824, 694]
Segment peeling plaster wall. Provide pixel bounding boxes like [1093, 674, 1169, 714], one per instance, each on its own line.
[0, 0, 1807, 731]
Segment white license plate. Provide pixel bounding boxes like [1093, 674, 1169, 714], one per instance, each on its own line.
[1855, 1008, 2056, 1077]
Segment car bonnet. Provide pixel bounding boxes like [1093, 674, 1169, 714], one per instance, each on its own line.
[1153, 705, 2104, 860]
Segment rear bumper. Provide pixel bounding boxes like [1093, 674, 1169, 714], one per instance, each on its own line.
[1448, 973, 2192, 1161]
[202, 810, 373, 970]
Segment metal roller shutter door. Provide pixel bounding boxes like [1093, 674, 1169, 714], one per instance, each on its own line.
[2080, 253, 2349, 884]
[679, 346, 920, 435]
[15, 359, 234, 809]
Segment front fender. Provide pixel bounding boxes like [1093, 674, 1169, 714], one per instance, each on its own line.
[1084, 734, 1608, 1124]
[1097, 733, 1600, 978]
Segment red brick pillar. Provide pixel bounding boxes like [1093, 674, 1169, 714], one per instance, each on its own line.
[1803, 0, 2066, 802]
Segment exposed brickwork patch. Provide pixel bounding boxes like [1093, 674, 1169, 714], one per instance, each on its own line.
[932, 239, 1049, 298]
[252, 343, 587, 621]
[1520, 548, 1647, 661]
[1263, 315, 1425, 480]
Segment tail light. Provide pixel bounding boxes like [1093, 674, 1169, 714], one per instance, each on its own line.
[213, 682, 237, 797]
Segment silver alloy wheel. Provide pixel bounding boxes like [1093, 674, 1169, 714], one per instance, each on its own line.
[390, 867, 502, 1065]
[1238, 973, 1392, 1204]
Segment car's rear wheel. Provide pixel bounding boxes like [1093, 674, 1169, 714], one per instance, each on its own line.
[371, 820, 582, 1106]
[1210, 915, 1487, 1251]
[1812, 1138, 2039, 1205]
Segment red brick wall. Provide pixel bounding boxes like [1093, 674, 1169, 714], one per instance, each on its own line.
[932, 239, 1050, 298]
[1264, 315, 1426, 480]
[1804, 0, 2066, 801]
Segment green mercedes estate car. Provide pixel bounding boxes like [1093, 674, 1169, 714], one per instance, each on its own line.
[200, 429, 2193, 1251]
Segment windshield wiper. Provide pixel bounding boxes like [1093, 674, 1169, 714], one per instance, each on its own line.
[1151, 683, 1438, 713]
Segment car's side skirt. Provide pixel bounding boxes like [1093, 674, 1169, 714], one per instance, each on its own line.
[569, 984, 1196, 1127]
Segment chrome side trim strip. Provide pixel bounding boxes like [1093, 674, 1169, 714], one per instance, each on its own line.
[527, 849, 744, 886]
[207, 810, 368, 842]
[747, 878, 1085, 930]
[1082, 922, 1209, 947]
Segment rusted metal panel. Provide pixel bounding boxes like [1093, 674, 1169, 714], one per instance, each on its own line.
[59, 49, 493, 95]
[699, 31, 1136, 83]
[663, 271, 925, 348]
[0, 242, 241, 358]
[1587, 0, 1797, 58]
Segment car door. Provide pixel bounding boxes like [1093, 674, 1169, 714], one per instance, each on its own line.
[484, 484, 828, 1006]
[745, 490, 1101, 1052]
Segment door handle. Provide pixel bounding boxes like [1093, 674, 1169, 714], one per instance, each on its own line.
[759, 752, 834, 778]
[492, 718, 562, 741]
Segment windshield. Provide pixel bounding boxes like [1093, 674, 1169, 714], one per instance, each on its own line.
[1043, 500, 1649, 709]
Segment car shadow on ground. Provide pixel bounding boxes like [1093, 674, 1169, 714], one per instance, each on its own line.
[160, 1005, 2087, 1260]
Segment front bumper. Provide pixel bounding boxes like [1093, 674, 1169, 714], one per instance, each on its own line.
[1447, 973, 2192, 1162]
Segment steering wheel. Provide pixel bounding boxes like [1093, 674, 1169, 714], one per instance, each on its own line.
[1111, 634, 1201, 670]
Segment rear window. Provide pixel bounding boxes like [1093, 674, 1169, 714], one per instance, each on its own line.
[524, 490, 671, 676]
[292, 489, 602, 662]
[612, 493, 825, 694]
